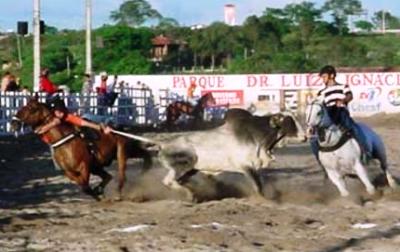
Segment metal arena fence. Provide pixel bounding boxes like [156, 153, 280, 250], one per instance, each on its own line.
[0, 87, 228, 136]
[0, 87, 167, 136]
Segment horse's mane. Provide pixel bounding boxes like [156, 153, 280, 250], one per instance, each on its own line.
[24, 100, 54, 126]
[308, 97, 334, 128]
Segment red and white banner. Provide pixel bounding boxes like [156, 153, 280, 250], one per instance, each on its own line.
[95, 72, 400, 116]
[201, 90, 243, 106]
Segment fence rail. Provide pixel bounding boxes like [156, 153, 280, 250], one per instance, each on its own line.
[0, 87, 171, 136]
[0, 88, 227, 136]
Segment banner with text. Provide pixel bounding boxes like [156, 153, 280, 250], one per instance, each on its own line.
[95, 72, 400, 116]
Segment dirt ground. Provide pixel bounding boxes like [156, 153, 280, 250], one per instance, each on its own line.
[1, 113, 400, 252]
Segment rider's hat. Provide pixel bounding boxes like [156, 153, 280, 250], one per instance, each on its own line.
[47, 95, 67, 112]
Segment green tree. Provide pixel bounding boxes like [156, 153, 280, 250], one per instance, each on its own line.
[202, 22, 236, 70]
[156, 17, 179, 30]
[373, 11, 400, 30]
[110, 0, 162, 27]
[111, 51, 153, 74]
[284, 2, 322, 43]
[93, 25, 154, 74]
[323, 0, 363, 34]
[45, 25, 59, 35]
[189, 28, 207, 69]
[241, 16, 262, 55]
[354, 20, 374, 32]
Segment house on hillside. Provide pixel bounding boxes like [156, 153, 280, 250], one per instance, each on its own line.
[151, 35, 187, 62]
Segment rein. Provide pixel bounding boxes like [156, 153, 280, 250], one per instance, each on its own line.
[33, 111, 55, 132]
[309, 101, 352, 152]
[34, 110, 78, 149]
[306, 101, 323, 126]
[50, 133, 77, 148]
[319, 131, 352, 152]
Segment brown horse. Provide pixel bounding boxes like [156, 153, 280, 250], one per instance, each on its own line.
[11, 99, 152, 200]
[165, 92, 216, 129]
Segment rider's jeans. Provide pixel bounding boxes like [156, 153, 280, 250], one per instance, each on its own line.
[327, 106, 371, 155]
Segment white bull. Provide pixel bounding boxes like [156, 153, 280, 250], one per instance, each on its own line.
[158, 109, 306, 200]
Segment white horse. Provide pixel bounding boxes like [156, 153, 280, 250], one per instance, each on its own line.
[305, 97, 397, 197]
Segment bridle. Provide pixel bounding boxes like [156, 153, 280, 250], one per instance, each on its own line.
[306, 100, 324, 128]
[32, 109, 55, 132]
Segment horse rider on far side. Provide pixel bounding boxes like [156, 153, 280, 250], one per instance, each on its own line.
[34, 97, 113, 143]
[310, 65, 371, 163]
[187, 80, 197, 106]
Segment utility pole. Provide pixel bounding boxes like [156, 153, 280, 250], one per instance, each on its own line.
[382, 10, 386, 33]
[16, 35, 23, 68]
[85, 0, 92, 75]
[33, 0, 41, 91]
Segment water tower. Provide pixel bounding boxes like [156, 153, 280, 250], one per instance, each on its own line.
[224, 4, 236, 26]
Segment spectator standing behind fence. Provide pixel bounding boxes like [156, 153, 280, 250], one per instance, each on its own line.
[21, 86, 30, 95]
[5, 74, 19, 92]
[109, 75, 118, 93]
[97, 72, 108, 95]
[81, 73, 93, 94]
[118, 80, 126, 96]
[96, 72, 119, 115]
[40, 69, 58, 96]
[187, 80, 197, 105]
[80, 74, 93, 114]
[1, 71, 11, 92]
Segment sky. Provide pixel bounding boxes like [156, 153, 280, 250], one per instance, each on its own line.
[0, 0, 399, 31]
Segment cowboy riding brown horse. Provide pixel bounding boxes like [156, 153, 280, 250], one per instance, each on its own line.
[11, 98, 152, 200]
[165, 92, 216, 129]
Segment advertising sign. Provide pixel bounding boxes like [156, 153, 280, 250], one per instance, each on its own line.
[95, 72, 400, 116]
[388, 89, 400, 106]
[201, 90, 243, 106]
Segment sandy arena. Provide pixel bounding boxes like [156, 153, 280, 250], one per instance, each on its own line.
[1, 114, 400, 252]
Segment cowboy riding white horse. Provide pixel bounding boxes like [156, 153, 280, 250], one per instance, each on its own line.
[306, 96, 397, 196]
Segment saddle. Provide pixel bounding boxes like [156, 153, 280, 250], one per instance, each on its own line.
[78, 127, 101, 163]
[317, 124, 352, 142]
[318, 125, 352, 153]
